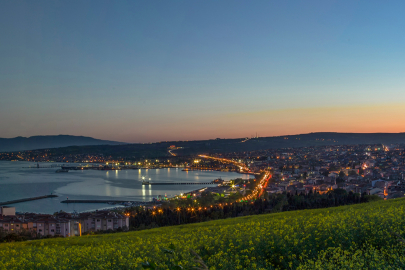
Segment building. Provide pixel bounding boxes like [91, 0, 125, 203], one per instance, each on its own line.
[0, 206, 16, 216]
[0, 208, 129, 238]
[26, 216, 71, 237]
[0, 215, 25, 233]
[76, 211, 129, 234]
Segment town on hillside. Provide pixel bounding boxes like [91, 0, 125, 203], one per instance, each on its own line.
[1, 143, 404, 240]
[213, 143, 405, 200]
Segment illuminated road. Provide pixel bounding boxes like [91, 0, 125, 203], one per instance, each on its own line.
[168, 149, 177, 156]
[199, 154, 272, 201]
[198, 154, 251, 173]
[241, 171, 272, 201]
[137, 156, 272, 218]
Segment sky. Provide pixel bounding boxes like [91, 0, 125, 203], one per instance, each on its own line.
[1, 0, 405, 143]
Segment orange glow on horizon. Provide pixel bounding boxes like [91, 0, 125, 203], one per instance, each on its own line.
[7, 103, 405, 143]
[116, 103, 405, 142]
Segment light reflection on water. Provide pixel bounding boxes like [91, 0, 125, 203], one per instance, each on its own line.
[106, 184, 111, 197]
[0, 161, 249, 214]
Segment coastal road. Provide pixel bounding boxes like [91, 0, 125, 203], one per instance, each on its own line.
[198, 154, 251, 173]
[199, 154, 272, 200]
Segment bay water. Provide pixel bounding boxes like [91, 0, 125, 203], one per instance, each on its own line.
[0, 161, 249, 214]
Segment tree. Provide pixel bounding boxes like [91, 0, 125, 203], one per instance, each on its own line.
[332, 188, 347, 196]
[336, 178, 345, 184]
[199, 191, 215, 206]
[329, 165, 338, 171]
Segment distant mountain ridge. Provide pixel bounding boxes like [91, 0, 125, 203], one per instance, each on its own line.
[0, 135, 125, 152]
[3, 132, 405, 156]
[170, 132, 405, 156]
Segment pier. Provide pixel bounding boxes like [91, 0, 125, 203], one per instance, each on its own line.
[61, 200, 148, 204]
[0, 195, 58, 206]
[182, 168, 219, 171]
[142, 182, 217, 185]
[22, 165, 62, 168]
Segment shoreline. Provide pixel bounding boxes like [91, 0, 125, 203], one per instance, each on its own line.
[0, 161, 251, 214]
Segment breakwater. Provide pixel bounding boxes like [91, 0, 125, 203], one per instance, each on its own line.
[142, 182, 217, 185]
[0, 195, 58, 206]
[61, 200, 148, 205]
[22, 165, 61, 168]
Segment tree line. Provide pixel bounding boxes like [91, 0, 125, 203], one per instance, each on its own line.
[0, 189, 380, 242]
[125, 189, 381, 230]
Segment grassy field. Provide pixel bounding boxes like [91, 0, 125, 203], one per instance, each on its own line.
[1, 198, 405, 269]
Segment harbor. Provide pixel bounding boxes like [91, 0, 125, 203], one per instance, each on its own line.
[0, 161, 250, 213]
[22, 163, 62, 169]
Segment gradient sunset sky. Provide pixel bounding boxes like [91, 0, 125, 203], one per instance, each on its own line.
[1, 0, 405, 143]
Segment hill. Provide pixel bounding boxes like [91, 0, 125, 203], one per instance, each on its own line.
[173, 132, 405, 155]
[22, 132, 405, 160]
[0, 135, 125, 152]
[1, 198, 405, 269]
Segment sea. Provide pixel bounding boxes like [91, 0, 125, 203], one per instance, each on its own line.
[0, 161, 249, 214]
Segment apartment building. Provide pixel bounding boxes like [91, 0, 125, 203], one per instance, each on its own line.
[0, 206, 16, 216]
[1, 209, 129, 237]
[0, 215, 26, 233]
[75, 211, 129, 234]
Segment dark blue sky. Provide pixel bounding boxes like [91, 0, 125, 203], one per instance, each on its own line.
[1, 1, 405, 142]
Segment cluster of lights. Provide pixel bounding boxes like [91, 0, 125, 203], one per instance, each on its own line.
[140, 155, 271, 216]
[149, 206, 220, 216]
[198, 155, 250, 172]
[199, 154, 272, 202]
[127, 194, 243, 219]
[241, 172, 272, 201]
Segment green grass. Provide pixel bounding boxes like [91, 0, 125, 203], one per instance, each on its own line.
[1, 198, 405, 269]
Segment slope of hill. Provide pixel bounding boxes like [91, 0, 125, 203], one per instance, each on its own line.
[1, 198, 405, 269]
[23, 132, 405, 160]
[0, 135, 125, 152]
[170, 132, 405, 156]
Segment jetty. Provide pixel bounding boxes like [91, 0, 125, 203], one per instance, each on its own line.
[61, 200, 148, 204]
[0, 195, 58, 206]
[142, 181, 217, 185]
[22, 165, 62, 169]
